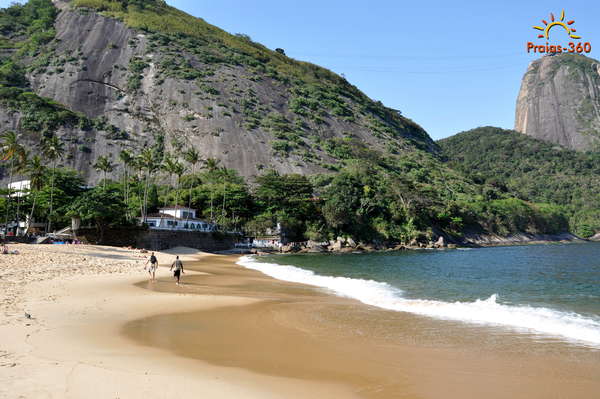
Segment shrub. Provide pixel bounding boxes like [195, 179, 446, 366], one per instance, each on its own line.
[271, 140, 292, 154]
[0, 61, 27, 87]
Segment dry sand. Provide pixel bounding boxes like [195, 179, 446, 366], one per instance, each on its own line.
[1, 244, 599, 399]
[0, 245, 356, 398]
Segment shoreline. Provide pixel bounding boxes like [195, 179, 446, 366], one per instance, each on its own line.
[125, 250, 600, 398]
[235, 252, 600, 347]
[256, 232, 587, 256]
[460, 231, 585, 247]
[2, 244, 599, 398]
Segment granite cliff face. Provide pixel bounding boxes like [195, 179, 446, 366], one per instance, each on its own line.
[515, 54, 600, 151]
[0, 0, 435, 184]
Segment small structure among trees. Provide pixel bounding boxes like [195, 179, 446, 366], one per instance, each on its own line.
[143, 206, 216, 232]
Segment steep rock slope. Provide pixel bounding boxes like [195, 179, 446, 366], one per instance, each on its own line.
[515, 54, 600, 151]
[0, 0, 434, 184]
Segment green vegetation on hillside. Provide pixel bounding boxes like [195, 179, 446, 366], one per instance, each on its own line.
[2, 121, 572, 244]
[72, 0, 364, 86]
[0, 0, 56, 55]
[0, 1, 92, 135]
[71, 0, 431, 149]
[438, 126, 600, 237]
[0, 0, 128, 145]
[2, 0, 434, 179]
[0, 0, 578, 244]
[0, 156, 570, 244]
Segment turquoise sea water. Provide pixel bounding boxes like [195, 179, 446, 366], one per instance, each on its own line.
[238, 242, 600, 347]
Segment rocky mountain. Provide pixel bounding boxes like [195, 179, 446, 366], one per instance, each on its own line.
[515, 53, 600, 151]
[0, 0, 434, 184]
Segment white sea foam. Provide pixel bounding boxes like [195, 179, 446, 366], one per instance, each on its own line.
[237, 256, 600, 347]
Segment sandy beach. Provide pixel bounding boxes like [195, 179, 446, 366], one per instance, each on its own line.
[0, 245, 357, 398]
[1, 244, 599, 398]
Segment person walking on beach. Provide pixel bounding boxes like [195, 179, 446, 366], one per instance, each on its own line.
[170, 255, 184, 285]
[145, 252, 159, 282]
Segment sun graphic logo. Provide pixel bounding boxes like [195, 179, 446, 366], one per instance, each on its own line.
[527, 10, 591, 55]
[533, 10, 580, 39]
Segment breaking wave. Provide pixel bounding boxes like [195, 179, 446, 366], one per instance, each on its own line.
[237, 256, 600, 347]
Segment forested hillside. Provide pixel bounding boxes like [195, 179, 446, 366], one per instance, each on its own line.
[0, 0, 579, 245]
[439, 126, 600, 237]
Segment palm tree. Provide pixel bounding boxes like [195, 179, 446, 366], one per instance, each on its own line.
[162, 157, 186, 207]
[24, 155, 46, 235]
[137, 148, 159, 223]
[173, 161, 186, 208]
[14, 149, 30, 235]
[93, 155, 115, 189]
[204, 157, 221, 172]
[131, 155, 145, 220]
[1, 131, 25, 236]
[119, 150, 133, 220]
[161, 156, 178, 209]
[183, 148, 200, 219]
[40, 135, 64, 234]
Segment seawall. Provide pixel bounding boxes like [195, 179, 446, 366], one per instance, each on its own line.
[77, 227, 237, 252]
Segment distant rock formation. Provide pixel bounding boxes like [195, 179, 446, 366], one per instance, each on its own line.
[515, 54, 600, 151]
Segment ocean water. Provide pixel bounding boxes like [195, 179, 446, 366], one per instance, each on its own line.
[237, 242, 600, 347]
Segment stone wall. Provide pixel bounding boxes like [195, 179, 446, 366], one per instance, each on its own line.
[136, 230, 237, 252]
[77, 227, 237, 252]
[77, 227, 144, 247]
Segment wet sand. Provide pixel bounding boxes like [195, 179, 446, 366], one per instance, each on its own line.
[124, 254, 600, 399]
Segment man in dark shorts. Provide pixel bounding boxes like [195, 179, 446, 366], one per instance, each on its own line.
[170, 255, 184, 285]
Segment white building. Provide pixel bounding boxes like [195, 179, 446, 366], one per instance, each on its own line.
[143, 206, 216, 232]
[7, 180, 30, 198]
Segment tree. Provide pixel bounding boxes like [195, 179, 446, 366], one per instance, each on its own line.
[254, 170, 315, 220]
[68, 187, 126, 243]
[204, 157, 221, 172]
[0, 131, 25, 235]
[137, 148, 160, 223]
[13, 149, 31, 234]
[161, 155, 177, 208]
[0, 60, 27, 87]
[173, 161, 186, 207]
[185, 169, 253, 225]
[23, 155, 46, 234]
[40, 135, 64, 233]
[131, 156, 145, 219]
[321, 167, 378, 239]
[34, 168, 85, 229]
[93, 155, 115, 189]
[162, 157, 186, 207]
[119, 149, 134, 220]
[183, 147, 200, 218]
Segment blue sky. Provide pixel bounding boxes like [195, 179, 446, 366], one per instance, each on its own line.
[2, 0, 598, 140]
